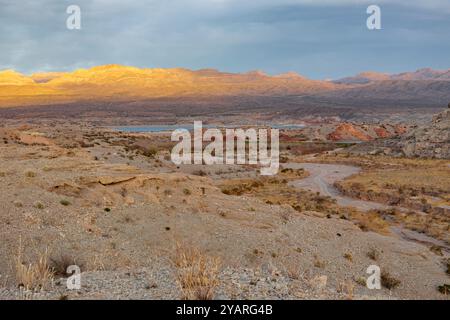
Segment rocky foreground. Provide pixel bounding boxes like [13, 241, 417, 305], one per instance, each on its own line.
[0, 123, 448, 300]
[348, 108, 450, 159]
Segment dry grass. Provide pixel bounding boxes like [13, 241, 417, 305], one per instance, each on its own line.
[219, 177, 394, 236]
[338, 280, 355, 300]
[172, 243, 221, 300]
[399, 211, 450, 243]
[332, 155, 449, 229]
[283, 262, 303, 280]
[341, 167, 449, 195]
[313, 255, 326, 269]
[14, 241, 54, 291]
[291, 153, 449, 241]
[350, 210, 391, 235]
[343, 252, 353, 262]
[311, 153, 449, 170]
[220, 177, 338, 214]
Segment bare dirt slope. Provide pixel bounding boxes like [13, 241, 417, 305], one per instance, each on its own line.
[0, 125, 448, 300]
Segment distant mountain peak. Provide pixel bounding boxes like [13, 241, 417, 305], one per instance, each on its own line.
[0, 69, 34, 85]
[335, 67, 450, 84]
[356, 71, 390, 79]
[245, 70, 268, 77]
[88, 64, 133, 71]
[0, 69, 24, 76]
[333, 71, 389, 84]
[275, 71, 305, 79]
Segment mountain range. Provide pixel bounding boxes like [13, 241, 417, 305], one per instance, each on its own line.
[333, 68, 450, 84]
[0, 65, 449, 109]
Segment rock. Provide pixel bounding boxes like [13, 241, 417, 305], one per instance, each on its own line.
[98, 176, 136, 185]
[350, 108, 450, 159]
[400, 109, 450, 159]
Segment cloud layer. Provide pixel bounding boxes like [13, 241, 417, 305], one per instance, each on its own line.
[1, 0, 449, 79]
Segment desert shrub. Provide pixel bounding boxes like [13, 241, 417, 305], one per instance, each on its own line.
[343, 253, 353, 262]
[79, 140, 94, 148]
[352, 211, 390, 234]
[279, 156, 289, 163]
[350, 182, 364, 192]
[381, 270, 401, 289]
[172, 243, 220, 300]
[429, 245, 443, 256]
[60, 199, 71, 206]
[337, 281, 355, 300]
[183, 188, 192, 196]
[50, 254, 83, 276]
[221, 186, 242, 196]
[122, 215, 133, 223]
[192, 170, 207, 177]
[280, 168, 305, 177]
[313, 255, 326, 269]
[367, 248, 379, 261]
[142, 148, 158, 158]
[355, 277, 366, 287]
[34, 202, 45, 210]
[14, 201, 23, 208]
[438, 284, 450, 295]
[25, 171, 37, 178]
[220, 179, 264, 196]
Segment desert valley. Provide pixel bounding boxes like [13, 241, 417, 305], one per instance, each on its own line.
[0, 65, 449, 300]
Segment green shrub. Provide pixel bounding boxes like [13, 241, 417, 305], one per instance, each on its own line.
[60, 199, 71, 206]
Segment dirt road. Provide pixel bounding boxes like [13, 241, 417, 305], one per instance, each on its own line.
[286, 163, 387, 211]
[286, 162, 450, 251]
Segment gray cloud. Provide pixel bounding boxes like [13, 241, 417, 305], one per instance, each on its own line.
[1, 0, 449, 79]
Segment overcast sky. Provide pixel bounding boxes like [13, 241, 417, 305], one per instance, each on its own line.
[1, 0, 449, 79]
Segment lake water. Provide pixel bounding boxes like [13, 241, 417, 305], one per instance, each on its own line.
[113, 124, 305, 133]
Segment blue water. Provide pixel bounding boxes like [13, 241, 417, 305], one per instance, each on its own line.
[270, 124, 306, 130]
[113, 125, 197, 133]
[113, 124, 305, 133]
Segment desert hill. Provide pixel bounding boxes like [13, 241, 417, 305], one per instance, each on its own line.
[348, 107, 450, 159]
[0, 70, 35, 86]
[333, 72, 391, 84]
[334, 68, 450, 84]
[1, 65, 450, 111]
[0, 65, 337, 108]
[323, 79, 450, 106]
